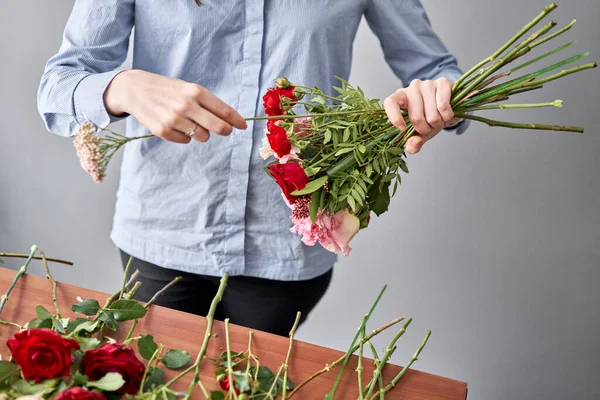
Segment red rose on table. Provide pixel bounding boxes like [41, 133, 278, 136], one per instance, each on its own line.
[266, 120, 292, 157]
[7, 328, 79, 383]
[81, 344, 145, 394]
[262, 87, 297, 116]
[56, 387, 107, 400]
[219, 377, 241, 394]
[267, 162, 309, 204]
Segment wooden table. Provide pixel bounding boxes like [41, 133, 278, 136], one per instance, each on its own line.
[0, 268, 467, 399]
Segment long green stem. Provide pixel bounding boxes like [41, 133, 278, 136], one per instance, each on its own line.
[453, 20, 558, 105]
[41, 252, 61, 318]
[363, 318, 413, 399]
[120, 256, 133, 300]
[530, 19, 577, 48]
[245, 109, 386, 121]
[323, 286, 387, 400]
[0, 245, 37, 314]
[224, 319, 239, 400]
[464, 100, 563, 112]
[510, 41, 575, 74]
[452, 3, 558, 91]
[287, 315, 404, 399]
[139, 344, 163, 395]
[281, 312, 302, 400]
[0, 252, 72, 266]
[455, 113, 584, 133]
[171, 273, 228, 397]
[369, 331, 432, 400]
[356, 327, 366, 400]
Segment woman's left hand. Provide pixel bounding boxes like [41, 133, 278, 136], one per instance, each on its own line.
[384, 77, 462, 154]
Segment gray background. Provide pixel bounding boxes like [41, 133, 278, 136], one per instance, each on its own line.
[1, 1, 598, 399]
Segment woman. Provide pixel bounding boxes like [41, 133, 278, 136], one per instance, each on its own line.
[38, 0, 468, 336]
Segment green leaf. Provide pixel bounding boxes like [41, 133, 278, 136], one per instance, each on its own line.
[324, 129, 332, 144]
[218, 351, 244, 362]
[0, 361, 19, 389]
[399, 160, 409, 174]
[358, 144, 366, 154]
[71, 299, 101, 316]
[67, 317, 90, 333]
[250, 366, 274, 393]
[27, 317, 53, 329]
[210, 391, 225, 400]
[368, 181, 391, 217]
[309, 189, 321, 224]
[78, 336, 101, 352]
[138, 334, 159, 361]
[233, 371, 251, 392]
[304, 166, 321, 177]
[343, 128, 351, 142]
[52, 318, 66, 334]
[11, 378, 59, 395]
[72, 320, 100, 334]
[347, 195, 356, 212]
[277, 375, 295, 390]
[351, 189, 364, 207]
[312, 95, 326, 105]
[291, 176, 328, 196]
[108, 299, 147, 321]
[334, 147, 354, 157]
[87, 372, 125, 391]
[387, 147, 404, 155]
[98, 310, 119, 331]
[143, 367, 165, 391]
[162, 349, 192, 370]
[36, 305, 53, 320]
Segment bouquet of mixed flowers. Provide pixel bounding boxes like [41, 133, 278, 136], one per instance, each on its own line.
[73, 3, 595, 255]
[0, 246, 429, 400]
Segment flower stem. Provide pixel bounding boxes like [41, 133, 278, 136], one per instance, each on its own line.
[0, 319, 21, 329]
[281, 312, 302, 400]
[369, 331, 432, 400]
[454, 113, 584, 133]
[287, 315, 404, 398]
[139, 344, 163, 395]
[171, 273, 228, 397]
[120, 256, 133, 300]
[245, 109, 386, 121]
[41, 252, 61, 318]
[0, 252, 72, 266]
[323, 286, 387, 400]
[356, 327, 366, 400]
[363, 318, 413, 399]
[0, 245, 37, 314]
[453, 3, 558, 91]
[463, 100, 563, 112]
[225, 319, 239, 400]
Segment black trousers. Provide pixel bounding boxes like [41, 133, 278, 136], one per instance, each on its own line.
[119, 250, 333, 336]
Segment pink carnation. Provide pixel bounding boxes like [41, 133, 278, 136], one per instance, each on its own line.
[289, 199, 360, 256]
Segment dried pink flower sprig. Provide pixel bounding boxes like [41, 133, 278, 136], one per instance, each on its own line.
[73, 122, 151, 183]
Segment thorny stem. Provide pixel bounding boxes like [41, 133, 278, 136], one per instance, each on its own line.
[0, 245, 38, 315]
[41, 252, 61, 318]
[225, 319, 239, 400]
[0, 253, 73, 266]
[363, 318, 413, 399]
[369, 331, 432, 400]
[288, 315, 405, 398]
[171, 273, 228, 398]
[281, 312, 302, 400]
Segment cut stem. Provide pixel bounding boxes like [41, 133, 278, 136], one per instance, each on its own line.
[455, 113, 584, 133]
[464, 100, 563, 112]
[281, 312, 302, 400]
[0, 245, 37, 314]
[41, 252, 61, 318]
[0, 253, 72, 266]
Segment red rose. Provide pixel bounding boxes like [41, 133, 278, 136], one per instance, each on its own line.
[267, 163, 309, 204]
[7, 328, 79, 383]
[81, 344, 145, 394]
[219, 377, 240, 394]
[262, 87, 297, 116]
[56, 387, 107, 400]
[266, 120, 292, 157]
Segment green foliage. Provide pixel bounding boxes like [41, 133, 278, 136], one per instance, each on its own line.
[161, 349, 191, 370]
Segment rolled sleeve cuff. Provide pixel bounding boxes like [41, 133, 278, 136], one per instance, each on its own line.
[74, 70, 127, 129]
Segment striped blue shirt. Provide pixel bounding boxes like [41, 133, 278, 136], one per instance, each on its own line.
[38, 0, 467, 281]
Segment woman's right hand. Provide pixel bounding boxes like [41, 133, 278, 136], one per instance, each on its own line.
[104, 70, 247, 143]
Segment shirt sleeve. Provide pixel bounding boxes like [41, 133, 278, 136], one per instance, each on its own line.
[37, 0, 134, 138]
[364, 0, 469, 134]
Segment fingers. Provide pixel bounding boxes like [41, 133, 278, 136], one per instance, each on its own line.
[435, 78, 455, 125]
[405, 80, 431, 138]
[383, 90, 407, 132]
[172, 118, 210, 143]
[190, 84, 247, 130]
